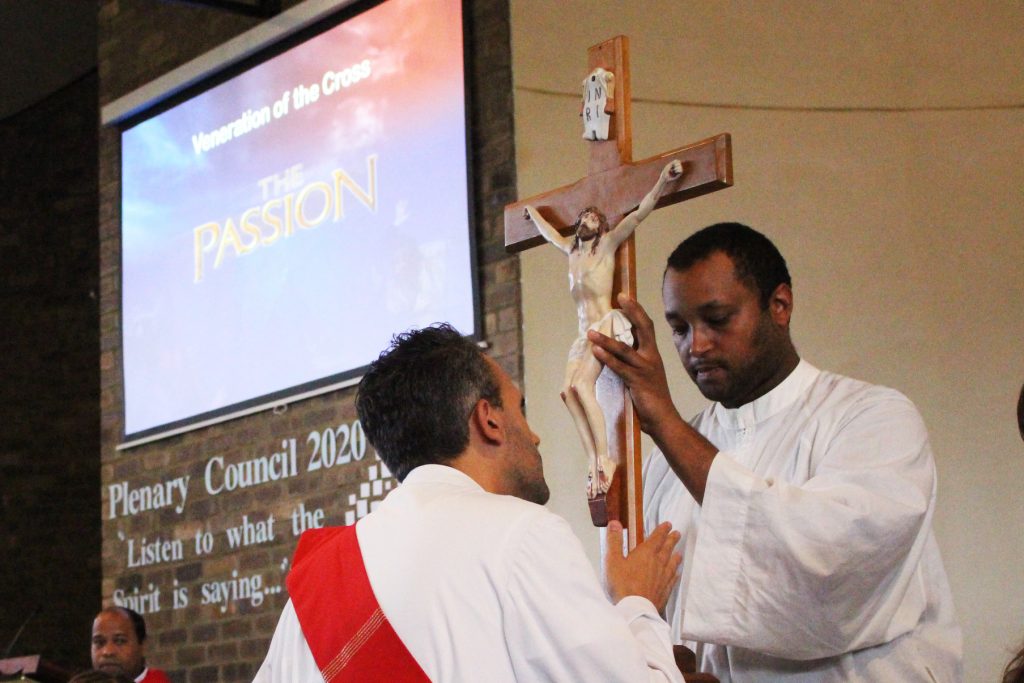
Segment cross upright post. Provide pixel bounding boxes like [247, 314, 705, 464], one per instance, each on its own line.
[505, 35, 732, 548]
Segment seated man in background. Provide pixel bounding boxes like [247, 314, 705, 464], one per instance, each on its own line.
[256, 324, 684, 682]
[90, 607, 169, 683]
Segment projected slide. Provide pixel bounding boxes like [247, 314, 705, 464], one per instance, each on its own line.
[121, 0, 474, 439]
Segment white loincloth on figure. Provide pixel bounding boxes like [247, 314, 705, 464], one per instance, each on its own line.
[569, 309, 634, 361]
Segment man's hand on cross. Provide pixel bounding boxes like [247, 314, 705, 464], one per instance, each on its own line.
[588, 293, 681, 436]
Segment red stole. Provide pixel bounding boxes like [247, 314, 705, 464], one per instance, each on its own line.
[287, 525, 430, 682]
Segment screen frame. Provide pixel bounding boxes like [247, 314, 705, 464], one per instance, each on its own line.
[106, 0, 481, 448]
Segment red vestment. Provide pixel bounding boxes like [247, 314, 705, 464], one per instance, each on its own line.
[287, 525, 430, 682]
[137, 668, 171, 683]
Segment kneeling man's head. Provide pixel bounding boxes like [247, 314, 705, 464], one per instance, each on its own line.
[357, 324, 548, 504]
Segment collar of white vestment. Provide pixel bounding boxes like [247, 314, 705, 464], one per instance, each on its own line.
[711, 359, 820, 430]
[402, 463, 482, 490]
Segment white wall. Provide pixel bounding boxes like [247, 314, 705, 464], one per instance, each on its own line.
[509, 2, 1024, 680]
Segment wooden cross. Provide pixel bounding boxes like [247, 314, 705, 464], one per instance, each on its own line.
[504, 35, 732, 548]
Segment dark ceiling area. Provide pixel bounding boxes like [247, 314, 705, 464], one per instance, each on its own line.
[0, 1, 288, 122]
[0, 1, 97, 121]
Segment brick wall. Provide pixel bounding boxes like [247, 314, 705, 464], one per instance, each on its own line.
[97, 1, 519, 680]
[0, 72, 101, 669]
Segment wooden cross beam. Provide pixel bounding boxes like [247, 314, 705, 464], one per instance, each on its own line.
[505, 35, 732, 547]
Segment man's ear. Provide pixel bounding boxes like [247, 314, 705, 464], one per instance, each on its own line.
[471, 398, 505, 445]
[768, 283, 794, 329]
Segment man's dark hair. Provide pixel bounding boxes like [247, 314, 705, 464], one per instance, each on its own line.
[1017, 382, 1023, 441]
[110, 607, 146, 643]
[1004, 640, 1024, 683]
[356, 324, 502, 481]
[666, 222, 791, 308]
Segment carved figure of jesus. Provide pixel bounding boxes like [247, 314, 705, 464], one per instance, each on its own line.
[524, 159, 683, 497]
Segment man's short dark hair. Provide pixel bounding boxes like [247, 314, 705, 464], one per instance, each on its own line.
[112, 607, 146, 643]
[666, 222, 791, 308]
[95, 606, 146, 643]
[124, 608, 145, 643]
[356, 324, 502, 481]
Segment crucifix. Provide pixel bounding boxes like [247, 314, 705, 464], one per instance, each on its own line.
[504, 35, 732, 547]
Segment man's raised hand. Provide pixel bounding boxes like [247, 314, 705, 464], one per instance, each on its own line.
[604, 520, 682, 613]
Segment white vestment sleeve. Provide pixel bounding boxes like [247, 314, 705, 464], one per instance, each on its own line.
[502, 512, 682, 683]
[683, 391, 937, 660]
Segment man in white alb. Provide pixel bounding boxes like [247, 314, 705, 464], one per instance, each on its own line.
[255, 324, 685, 682]
[590, 222, 963, 681]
